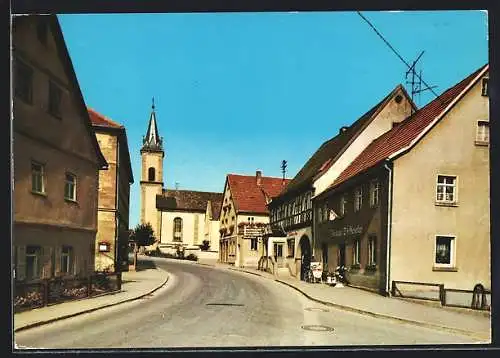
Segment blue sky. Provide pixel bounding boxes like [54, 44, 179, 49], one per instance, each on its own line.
[58, 11, 487, 228]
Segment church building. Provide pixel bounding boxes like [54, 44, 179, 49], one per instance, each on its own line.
[139, 102, 222, 253]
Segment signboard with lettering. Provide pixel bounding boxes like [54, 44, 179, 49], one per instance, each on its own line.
[330, 225, 363, 238]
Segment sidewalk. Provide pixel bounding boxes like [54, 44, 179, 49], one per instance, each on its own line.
[220, 264, 491, 341]
[14, 264, 169, 333]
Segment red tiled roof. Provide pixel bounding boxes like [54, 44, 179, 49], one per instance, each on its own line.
[88, 107, 123, 128]
[228, 174, 291, 214]
[331, 64, 488, 189]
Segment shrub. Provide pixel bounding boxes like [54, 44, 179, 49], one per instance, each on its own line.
[186, 253, 198, 261]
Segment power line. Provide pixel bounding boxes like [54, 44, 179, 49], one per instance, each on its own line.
[357, 11, 441, 100]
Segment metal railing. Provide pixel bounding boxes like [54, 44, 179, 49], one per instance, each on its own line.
[14, 272, 122, 313]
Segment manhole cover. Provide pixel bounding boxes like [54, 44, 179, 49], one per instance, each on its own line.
[301, 325, 335, 332]
[205, 303, 245, 307]
[305, 307, 329, 312]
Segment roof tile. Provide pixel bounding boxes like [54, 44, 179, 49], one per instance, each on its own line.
[331, 64, 488, 189]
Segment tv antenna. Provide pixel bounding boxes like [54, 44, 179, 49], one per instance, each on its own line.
[281, 160, 287, 180]
[175, 182, 180, 190]
[405, 51, 438, 110]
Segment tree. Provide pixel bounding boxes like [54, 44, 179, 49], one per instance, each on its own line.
[130, 223, 156, 249]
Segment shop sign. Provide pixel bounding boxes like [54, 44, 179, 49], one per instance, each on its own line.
[330, 225, 363, 237]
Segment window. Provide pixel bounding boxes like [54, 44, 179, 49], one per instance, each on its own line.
[15, 59, 33, 103]
[354, 187, 363, 212]
[481, 77, 489, 97]
[64, 172, 76, 201]
[31, 161, 45, 194]
[37, 19, 48, 46]
[370, 180, 380, 207]
[340, 195, 346, 216]
[26, 246, 41, 280]
[436, 175, 457, 204]
[323, 203, 328, 221]
[48, 80, 62, 118]
[250, 238, 258, 251]
[435, 236, 455, 267]
[287, 239, 295, 258]
[273, 243, 283, 258]
[148, 167, 155, 181]
[173, 217, 183, 241]
[368, 236, 377, 266]
[61, 246, 74, 274]
[352, 239, 360, 265]
[318, 207, 322, 223]
[476, 121, 489, 144]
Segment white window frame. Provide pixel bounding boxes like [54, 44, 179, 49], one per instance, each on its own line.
[368, 236, 376, 266]
[436, 175, 458, 205]
[31, 161, 45, 194]
[354, 187, 363, 212]
[64, 172, 77, 201]
[369, 180, 379, 208]
[273, 242, 284, 258]
[434, 235, 456, 269]
[476, 120, 489, 145]
[352, 239, 360, 265]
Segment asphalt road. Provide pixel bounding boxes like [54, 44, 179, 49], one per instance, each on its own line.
[15, 258, 484, 348]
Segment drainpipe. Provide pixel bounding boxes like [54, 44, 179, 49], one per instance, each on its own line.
[383, 162, 393, 296]
[114, 139, 120, 273]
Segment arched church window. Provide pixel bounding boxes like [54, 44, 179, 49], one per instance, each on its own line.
[148, 167, 155, 181]
[173, 217, 182, 241]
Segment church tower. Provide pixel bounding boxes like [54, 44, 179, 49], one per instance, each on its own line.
[140, 98, 164, 240]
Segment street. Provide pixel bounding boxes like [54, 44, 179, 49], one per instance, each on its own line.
[15, 259, 484, 348]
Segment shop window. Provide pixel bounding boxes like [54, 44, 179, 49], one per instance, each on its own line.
[368, 236, 377, 266]
[352, 239, 360, 266]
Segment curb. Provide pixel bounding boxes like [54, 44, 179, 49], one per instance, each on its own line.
[14, 268, 171, 333]
[228, 267, 263, 277]
[275, 279, 490, 342]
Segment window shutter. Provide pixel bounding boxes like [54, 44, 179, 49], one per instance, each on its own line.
[16, 246, 26, 281]
[71, 249, 76, 276]
[55, 246, 62, 276]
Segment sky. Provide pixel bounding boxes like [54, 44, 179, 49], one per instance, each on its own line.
[57, 11, 488, 228]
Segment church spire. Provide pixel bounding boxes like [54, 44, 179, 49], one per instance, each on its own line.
[142, 97, 163, 151]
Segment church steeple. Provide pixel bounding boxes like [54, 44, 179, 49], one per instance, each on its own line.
[142, 97, 163, 151]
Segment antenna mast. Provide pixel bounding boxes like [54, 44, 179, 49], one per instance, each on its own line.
[405, 51, 438, 112]
[281, 160, 287, 181]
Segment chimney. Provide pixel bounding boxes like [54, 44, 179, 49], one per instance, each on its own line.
[256, 170, 262, 186]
